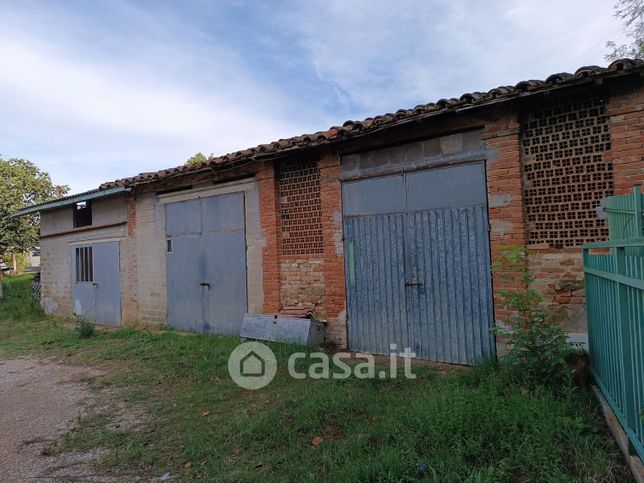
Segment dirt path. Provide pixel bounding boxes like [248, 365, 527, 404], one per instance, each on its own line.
[0, 357, 107, 481]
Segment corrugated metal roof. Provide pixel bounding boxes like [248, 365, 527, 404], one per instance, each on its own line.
[12, 186, 129, 217]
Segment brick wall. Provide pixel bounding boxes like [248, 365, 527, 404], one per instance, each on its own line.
[275, 157, 326, 315]
[512, 84, 642, 333]
[279, 258, 324, 315]
[257, 162, 281, 313]
[318, 153, 347, 347]
[481, 110, 526, 323]
[37, 78, 643, 348]
[521, 95, 612, 247]
[120, 195, 138, 322]
[528, 248, 586, 332]
[259, 152, 347, 347]
[607, 82, 644, 195]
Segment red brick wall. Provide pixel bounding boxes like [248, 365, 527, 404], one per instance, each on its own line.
[274, 156, 326, 319]
[318, 153, 347, 347]
[517, 84, 643, 333]
[257, 153, 347, 347]
[481, 110, 527, 323]
[256, 162, 281, 313]
[254, 82, 643, 346]
[607, 83, 644, 195]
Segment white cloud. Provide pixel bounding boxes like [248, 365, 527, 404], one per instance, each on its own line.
[0, 0, 632, 192]
[281, 0, 629, 115]
[0, 1, 326, 191]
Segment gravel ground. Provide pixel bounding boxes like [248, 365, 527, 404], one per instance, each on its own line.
[0, 357, 109, 482]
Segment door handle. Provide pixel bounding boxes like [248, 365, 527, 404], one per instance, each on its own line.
[200, 282, 211, 290]
[405, 282, 423, 288]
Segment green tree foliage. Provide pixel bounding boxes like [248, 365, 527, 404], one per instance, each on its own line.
[0, 157, 69, 256]
[185, 152, 211, 166]
[606, 0, 644, 61]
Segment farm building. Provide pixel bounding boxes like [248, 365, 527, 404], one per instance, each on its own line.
[14, 58, 644, 364]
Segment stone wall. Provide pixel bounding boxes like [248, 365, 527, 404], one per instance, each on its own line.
[529, 248, 586, 333]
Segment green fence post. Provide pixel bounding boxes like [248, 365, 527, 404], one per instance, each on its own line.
[634, 185, 643, 237]
[615, 245, 637, 454]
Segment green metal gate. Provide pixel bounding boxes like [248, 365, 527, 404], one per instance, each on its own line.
[584, 186, 644, 460]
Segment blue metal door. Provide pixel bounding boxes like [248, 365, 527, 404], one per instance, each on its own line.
[343, 162, 495, 364]
[72, 241, 121, 325]
[165, 192, 247, 334]
[166, 232, 203, 331]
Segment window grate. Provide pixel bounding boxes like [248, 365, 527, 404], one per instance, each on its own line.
[278, 158, 323, 256]
[75, 246, 94, 282]
[521, 96, 613, 248]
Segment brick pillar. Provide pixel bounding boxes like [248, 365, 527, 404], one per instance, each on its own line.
[607, 84, 644, 194]
[126, 195, 137, 238]
[482, 111, 526, 323]
[318, 152, 347, 348]
[257, 161, 281, 313]
[121, 194, 139, 322]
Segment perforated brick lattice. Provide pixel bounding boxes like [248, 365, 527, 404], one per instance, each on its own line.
[522, 96, 613, 247]
[278, 159, 323, 256]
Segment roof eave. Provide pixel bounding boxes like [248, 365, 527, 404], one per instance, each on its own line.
[12, 186, 130, 218]
[127, 70, 629, 189]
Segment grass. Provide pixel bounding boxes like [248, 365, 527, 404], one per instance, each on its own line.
[0, 274, 632, 481]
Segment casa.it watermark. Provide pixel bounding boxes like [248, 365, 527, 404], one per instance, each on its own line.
[228, 341, 416, 390]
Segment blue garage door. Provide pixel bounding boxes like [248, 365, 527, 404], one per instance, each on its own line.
[165, 192, 247, 335]
[342, 162, 495, 364]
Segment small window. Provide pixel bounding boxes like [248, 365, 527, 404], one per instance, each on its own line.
[73, 201, 92, 228]
[166, 238, 173, 253]
[75, 246, 94, 282]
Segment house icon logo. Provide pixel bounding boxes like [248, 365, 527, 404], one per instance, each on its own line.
[241, 351, 265, 377]
[228, 341, 277, 390]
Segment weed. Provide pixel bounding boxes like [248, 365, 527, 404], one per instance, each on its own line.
[0, 274, 631, 482]
[0, 274, 44, 322]
[492, 245, 582, 389]
[74, 316, 96, 339]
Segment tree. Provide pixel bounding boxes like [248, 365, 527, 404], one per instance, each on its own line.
[0, 157, 69, 272]
[606, 0, 644, 61]
[492, 246, 579, 389]
[185, 152, 211, 166]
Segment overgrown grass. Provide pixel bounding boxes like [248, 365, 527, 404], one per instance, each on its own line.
[0, 273, 43, 322]
[0, 275, 632, 481]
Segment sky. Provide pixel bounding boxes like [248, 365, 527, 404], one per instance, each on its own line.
[0, 0, 629, 193]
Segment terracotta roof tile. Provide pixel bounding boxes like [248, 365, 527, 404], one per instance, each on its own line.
[99, 58, 644, 189]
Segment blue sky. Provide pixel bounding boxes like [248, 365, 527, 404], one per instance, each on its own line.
[0, 0, 628, 193]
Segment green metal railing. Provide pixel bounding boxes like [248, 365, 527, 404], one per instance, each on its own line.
[584, 186, 644, 461]
[605, 185, 644, 241]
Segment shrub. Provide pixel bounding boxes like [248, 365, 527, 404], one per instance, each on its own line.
[493, 245, 580, 389]
[0, 274, 44, 322]
[74, 316, 96, 339]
